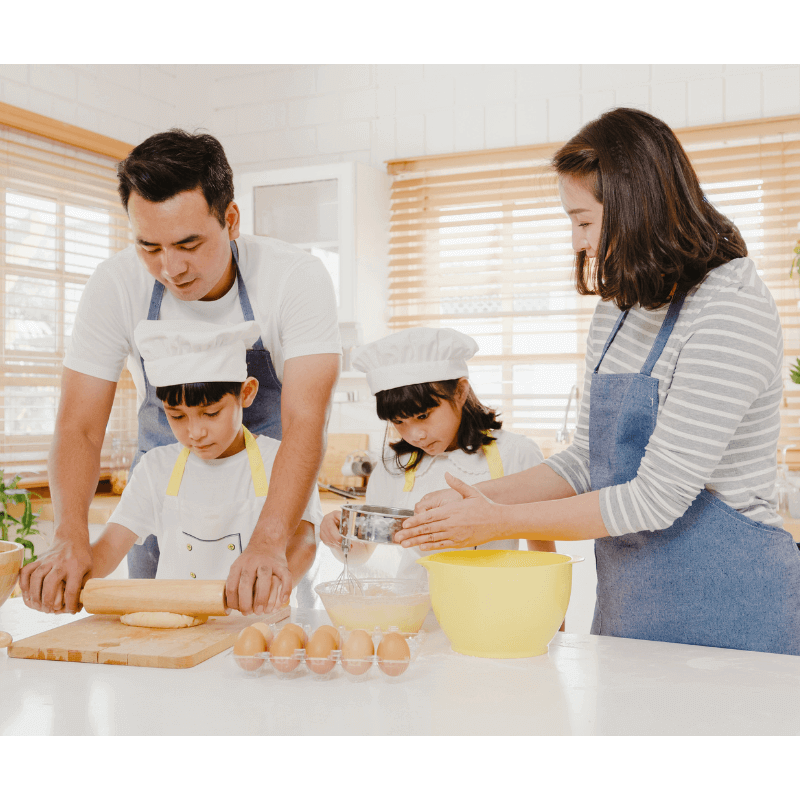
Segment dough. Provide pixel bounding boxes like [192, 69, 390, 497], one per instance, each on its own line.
[120, 612, 208, 629]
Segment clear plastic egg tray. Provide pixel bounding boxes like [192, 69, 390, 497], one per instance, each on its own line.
[230, 622, 426, 682]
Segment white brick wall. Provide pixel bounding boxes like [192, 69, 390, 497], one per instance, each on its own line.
[0, 64, 179, 145]
[2, 64, 798, 175]
[183, 64, 800, 176]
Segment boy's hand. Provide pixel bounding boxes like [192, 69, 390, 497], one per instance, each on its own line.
[225, 542, 292, 615]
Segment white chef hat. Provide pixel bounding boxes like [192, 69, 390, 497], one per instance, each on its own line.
[134, 319, 261, 387]
[352, 327, 479, 395]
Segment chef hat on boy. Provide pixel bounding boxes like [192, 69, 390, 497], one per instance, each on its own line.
[134, 319, 261, 387]
[352, 327, 479, 395]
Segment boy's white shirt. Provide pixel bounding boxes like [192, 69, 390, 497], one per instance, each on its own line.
[109, 434, 323, 574]
[360, 428, 544, 579]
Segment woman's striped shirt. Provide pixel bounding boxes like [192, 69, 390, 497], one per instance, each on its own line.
[545, 257, 784, 536]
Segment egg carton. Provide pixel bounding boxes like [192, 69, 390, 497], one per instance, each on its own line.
[230, 623, 426, 682]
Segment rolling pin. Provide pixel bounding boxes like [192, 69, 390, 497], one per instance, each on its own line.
[80, 579, 229, 617]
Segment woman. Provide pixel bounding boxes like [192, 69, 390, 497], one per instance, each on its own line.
[397, 107, 800, 656]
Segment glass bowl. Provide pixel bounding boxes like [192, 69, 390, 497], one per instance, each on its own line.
[315, 578, 431, 633]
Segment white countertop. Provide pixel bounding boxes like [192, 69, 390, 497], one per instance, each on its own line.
[1, 597, 798, 736]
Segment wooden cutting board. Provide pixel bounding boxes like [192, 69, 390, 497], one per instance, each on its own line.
[8, 606, 289, 669]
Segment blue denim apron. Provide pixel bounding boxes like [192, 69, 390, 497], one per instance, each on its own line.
[126, 240, 283, 578]
[589, 292, 800, 655]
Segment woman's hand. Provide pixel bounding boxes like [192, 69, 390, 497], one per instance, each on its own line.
[395, 473, 510, 551]
[413, 487, 463, 516]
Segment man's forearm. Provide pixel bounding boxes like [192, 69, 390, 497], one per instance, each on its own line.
[48, 427, 104, 540]
[250, 416, 327, 548]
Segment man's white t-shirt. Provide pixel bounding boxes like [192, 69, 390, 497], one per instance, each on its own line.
[64, 234, 342, 407]
[108, 435, 323, 549]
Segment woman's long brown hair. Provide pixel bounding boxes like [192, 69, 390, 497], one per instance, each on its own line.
[552, 108, 747, 310]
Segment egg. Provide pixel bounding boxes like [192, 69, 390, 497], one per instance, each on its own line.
[281, 622, 308, 646]
[305, 629, 337, 675]
[269, 629, 303, 672]
[233, 626, 268, 672]
[341, 629, 374, 675]
[249, 622, 274, 647]
[377, 632, 411, 676]
[315, 624, 341, 648]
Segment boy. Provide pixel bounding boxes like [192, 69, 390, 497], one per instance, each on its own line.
[90, 319, 321, 611]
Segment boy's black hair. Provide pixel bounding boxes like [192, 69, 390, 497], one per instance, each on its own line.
[375, 379, 501, 473]
[155, 381, 243, 408]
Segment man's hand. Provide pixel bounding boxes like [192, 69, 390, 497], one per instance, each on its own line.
[19, 532, 93, 614]
[225, 541, 293, 615]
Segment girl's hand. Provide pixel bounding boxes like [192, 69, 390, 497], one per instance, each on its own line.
[320, 509, 373, 565]
[414, 487, 463, 516]
[320, 510, 343, 548]
[395, 473, 508, 551]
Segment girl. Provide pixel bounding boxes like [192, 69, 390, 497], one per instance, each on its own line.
[398, 108, 800, 656]
[320, 326, 553, 578]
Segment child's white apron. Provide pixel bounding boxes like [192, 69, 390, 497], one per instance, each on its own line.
[154, 426, 269, 581]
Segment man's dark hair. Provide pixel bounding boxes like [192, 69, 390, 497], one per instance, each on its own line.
[117, 129, 234, 226]
[376, 379, 501, 473]
[552, 107, 747, 311]
[155, 381, 243, 408]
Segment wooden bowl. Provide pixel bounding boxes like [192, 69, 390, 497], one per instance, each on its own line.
[0, 541, 24, 609]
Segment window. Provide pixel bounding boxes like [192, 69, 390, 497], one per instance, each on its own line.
[0, 112, 135, 479]
[387, 114, 800, 447]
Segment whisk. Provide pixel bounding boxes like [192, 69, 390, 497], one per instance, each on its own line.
[330, 534, 364, 595]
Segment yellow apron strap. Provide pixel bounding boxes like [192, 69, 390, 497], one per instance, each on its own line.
[402, 453, 420, 493]
[481, 439, 504, 479]
[165, 448, 191, 497]
[401, 436, 503, 492]
[243, 425, 269, 497]
[164, 427, 269, 498]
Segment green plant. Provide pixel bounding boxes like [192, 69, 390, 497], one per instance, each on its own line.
[0, 469, 40, 566]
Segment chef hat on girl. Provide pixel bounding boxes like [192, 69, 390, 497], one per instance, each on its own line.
[134, 319, 261, 387]
[352, 327, 479, 395]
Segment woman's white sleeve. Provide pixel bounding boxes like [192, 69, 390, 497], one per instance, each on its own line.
[543, 349, 594, 495]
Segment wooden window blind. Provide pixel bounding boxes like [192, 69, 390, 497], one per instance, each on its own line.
[0, 107, 136, 481]
[387, 113, 800, 450]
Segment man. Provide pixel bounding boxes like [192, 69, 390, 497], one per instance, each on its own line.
[20, 129, 341, 616]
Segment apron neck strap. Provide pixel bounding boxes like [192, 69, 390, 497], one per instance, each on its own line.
[639, 291, 686, 377]
[165, 426, 269, 497]
[594, 291, 687, 377]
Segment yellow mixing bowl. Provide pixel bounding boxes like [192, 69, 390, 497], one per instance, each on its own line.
[417, 550, 583, 658]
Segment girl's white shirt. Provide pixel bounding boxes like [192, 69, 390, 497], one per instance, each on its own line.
[360, 428, 544, 579]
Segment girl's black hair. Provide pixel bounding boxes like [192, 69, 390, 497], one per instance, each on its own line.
[155, 381, 243, 408]
[375, 379, 501, 473]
